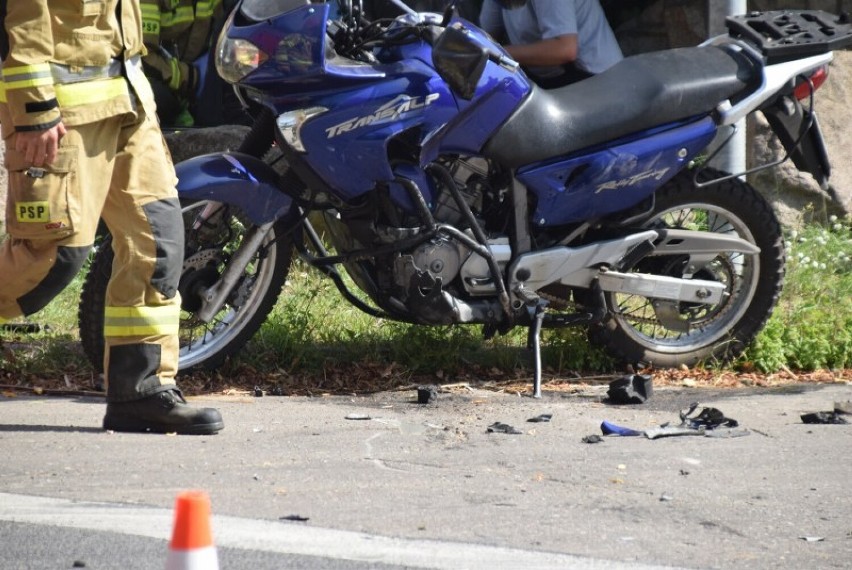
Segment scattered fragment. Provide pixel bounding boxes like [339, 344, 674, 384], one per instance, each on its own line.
[487, 422, 523, 434]
[681, 404, 739, 429]
[659, 494, 673, 502]
[280, 514, 309, 522]
[606, 374, 653, 404]
[582, 434, 604, 444]
[801, 411, 848, 424]
[345, 413, 371, 420]
[72, 561, 86, 568]
[645, 425, 706, 439]
[527, 413, 553, 423]
[704, 428, 751, 438]
[417, 385, 438, 404]
[799, 536, 825, 542]
[600, 421, 642, 436]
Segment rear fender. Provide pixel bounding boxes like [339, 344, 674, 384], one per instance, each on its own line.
[174, 152, 295, 225]
[761, 94, 831, 188]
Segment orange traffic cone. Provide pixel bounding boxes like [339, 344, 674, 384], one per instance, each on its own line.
[165, 491, 219, 570]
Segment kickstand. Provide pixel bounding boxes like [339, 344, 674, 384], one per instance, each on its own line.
[527, 302, 547, 398]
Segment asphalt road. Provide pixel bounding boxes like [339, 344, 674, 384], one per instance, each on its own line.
[0, 381, 850, 569]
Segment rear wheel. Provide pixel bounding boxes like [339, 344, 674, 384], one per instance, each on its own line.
[589, 167, 785, 367]
[78, 201, 294, 372]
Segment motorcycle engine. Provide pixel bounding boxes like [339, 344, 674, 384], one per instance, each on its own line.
[396, 156, 511, 296]
[322, 156, 512, 311]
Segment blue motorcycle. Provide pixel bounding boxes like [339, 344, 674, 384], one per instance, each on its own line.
[80, 0, 852, 394]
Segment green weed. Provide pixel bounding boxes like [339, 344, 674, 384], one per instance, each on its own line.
[2, 218, 850, 382]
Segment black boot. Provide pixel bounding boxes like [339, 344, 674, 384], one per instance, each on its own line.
[103, 389, 224, 435]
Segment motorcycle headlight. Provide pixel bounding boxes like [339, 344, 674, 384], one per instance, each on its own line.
[215, 14, 269, 84]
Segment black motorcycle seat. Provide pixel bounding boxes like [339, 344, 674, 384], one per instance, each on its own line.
[484, 46, 758, 168]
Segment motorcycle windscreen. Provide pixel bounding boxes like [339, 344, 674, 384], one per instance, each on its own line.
[518, 117, 717, 227]
[226, 2, 383, 90]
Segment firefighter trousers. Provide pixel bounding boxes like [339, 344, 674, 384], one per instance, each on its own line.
[0, 106, 184, 403]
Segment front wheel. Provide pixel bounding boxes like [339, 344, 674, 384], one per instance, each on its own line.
[588, 167, 785, 368]
[78, 200, 294, 372]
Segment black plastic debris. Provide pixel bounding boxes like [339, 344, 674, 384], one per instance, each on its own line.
[487, 422, 523, 434]
[417, 384, 438, 404]
[582, 434, 604, 444]
[606, 374, 653, 404]
[253, 386, 264, 397]
[527, 413, 553, 423]
[280, 514, 309, 522]
[801, 411, 848, 424]
[681, 403, 739, 429]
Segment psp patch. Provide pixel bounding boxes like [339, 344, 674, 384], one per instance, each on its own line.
[16, 201, 50, 223]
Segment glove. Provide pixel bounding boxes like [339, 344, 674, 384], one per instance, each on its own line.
[173, 58, 201, 100]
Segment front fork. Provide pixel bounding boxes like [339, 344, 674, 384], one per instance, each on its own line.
[194, 221, 276, 323]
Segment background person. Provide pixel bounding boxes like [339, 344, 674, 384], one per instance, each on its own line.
[141, 0, 249, 127]
[479, 0, 623, 88]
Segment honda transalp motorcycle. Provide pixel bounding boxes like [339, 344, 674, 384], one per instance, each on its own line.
[79, 0, 852, 395]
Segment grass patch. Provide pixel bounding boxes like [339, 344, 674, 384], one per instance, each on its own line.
[2, 218, 850, 389]
[741, 215, 852, 372]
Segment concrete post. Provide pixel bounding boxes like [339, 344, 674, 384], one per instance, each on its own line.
[707, 0, 749, 177]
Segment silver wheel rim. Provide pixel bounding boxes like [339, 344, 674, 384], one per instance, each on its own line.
[611, 202, 761, 355]
[177, 201, 279, 369]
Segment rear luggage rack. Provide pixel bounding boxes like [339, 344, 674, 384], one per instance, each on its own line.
[726, 10, 852, 64]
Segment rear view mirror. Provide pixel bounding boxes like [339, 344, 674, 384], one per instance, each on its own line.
[432, 26, 488, 100]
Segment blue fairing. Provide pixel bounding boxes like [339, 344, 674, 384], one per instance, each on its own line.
[233, 8, 531, 204]
[175, 153, 294, 225]
[520, 117, 717, 226]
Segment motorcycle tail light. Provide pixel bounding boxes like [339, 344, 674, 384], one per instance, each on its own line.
[793, 65, 828, 101]
[216, 36, 269, 84]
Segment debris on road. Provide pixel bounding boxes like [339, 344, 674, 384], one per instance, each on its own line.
[417, 385, 438, 404]
[606, 374, 653, 404]
[598, 403, 750, 440]
[600, 421, 642, 436]
[527, 413, 553, 423]
[345, 413, 372, 420]
[801, 411, 848, 424]
[487, 422, 523, 434]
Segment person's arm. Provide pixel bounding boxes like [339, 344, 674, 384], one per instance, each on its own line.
[506, 0, 579, 67]
[504, 34, 577, 67]
[2, 1, 65, 166]
[140, 0, 198, 98]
